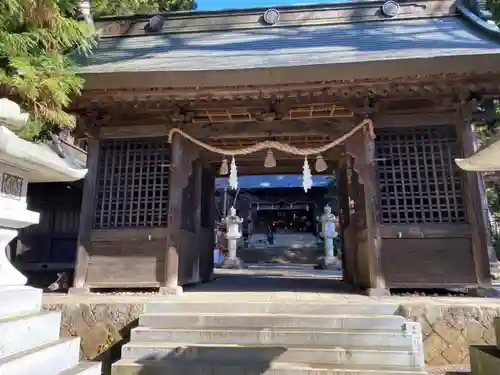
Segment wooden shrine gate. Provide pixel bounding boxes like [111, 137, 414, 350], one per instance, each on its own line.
[68, 0, 498, 295]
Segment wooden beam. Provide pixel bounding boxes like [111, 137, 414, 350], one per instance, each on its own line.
[457, 114, 493, 294]
[70, 138, 100, 294]
[74, 72, 500, 106]
[162, 133, 183, 295]
[345, 129, 388, 296]
[162, 135, 199, 294]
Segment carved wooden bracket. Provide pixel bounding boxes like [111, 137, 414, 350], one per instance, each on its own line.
[456, 98, 478, 123]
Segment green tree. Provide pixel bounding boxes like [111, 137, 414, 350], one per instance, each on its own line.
[0, 0, 94, 140]
[92, 0, 197, 17]
[487, 0, 500, 21]
[0, 0, 196, 141]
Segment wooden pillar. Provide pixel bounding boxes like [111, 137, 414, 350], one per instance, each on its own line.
[190, 158, 203, 284]
[337, 160, 353, 283]
[345, 125, 388, 296]
[457, 110, 492, 293]
[161, 134, 198, 294]
[162, 133, 183, 295]
[70, 137, 99, 293]
[202, 166, 217, 282]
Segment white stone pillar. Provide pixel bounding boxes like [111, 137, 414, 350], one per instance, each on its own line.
[222, 206, 244, 269]
[320, 204, 341, 269]
[0, 228, 27, 286]
[0, 99, 42, 318]
[0, 164, 42, 317]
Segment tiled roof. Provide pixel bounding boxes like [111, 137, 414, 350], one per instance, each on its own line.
[79, 16, 500, 74]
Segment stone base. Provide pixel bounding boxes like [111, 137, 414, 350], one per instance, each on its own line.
[467, 287, 500, 298]
[314, 256, 342, 270]
[222, 257, 243, 269]
[365, 287, 391, 297]
[0, 285, 42, 317]
[159, 285, 183, 295]
[68, 286, 91, 295]
[490, 261, 500, 280]
[470, 345, 500, 375]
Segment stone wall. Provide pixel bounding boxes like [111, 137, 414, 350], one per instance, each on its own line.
[42, 303, 144, 374]
[398, 302, 500, 367]
[42, 299, 500, 372]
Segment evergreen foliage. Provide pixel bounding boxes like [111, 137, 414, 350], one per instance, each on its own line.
[0, 0, 94, 139]
[92, 0, 197, 16]
[488, 0, 500, 21]
[0, 0, 196, 140]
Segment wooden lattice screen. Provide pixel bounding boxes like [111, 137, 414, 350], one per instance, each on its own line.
[375, 126, 466, 224]
[94, 138, 170, 229]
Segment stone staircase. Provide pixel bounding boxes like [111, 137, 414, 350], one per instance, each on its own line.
[0, 286, 101, 375]
[469, 317, 500, 374]
[112, 300, 427, 375]
[239, 246, 323, 264]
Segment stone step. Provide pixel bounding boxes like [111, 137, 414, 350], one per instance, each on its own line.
[145, 302, 399, 315]
[121, 342, 424, 369]
[138, 313, 405, 331]
[0, 337, 80, 375]
[0, 286, 42, 318]
[130, 327, 414, 348]
[0, 311, 61, 358]
[58, 362, 102, 375]
[470, 345, 500, 375]
[111, 359, 428, 375]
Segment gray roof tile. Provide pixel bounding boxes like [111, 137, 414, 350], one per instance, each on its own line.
[78, 17, 500, 74]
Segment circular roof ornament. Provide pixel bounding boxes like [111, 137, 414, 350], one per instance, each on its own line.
[263, 8, 280, 25]
[381, 0, 400, 18]
[145, 15, 165, 32]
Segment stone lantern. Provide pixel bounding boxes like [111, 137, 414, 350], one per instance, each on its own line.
[320, 204, 341, 269]
[0, 98, 100, 373]
[223, 206, 244, 269]
[0, 99, 37, 290]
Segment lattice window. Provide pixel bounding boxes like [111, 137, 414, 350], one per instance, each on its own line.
[376, 126, 466, 224]
[94, 138, 170, 229]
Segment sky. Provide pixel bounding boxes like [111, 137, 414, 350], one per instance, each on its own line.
[197, 0, 335, 11]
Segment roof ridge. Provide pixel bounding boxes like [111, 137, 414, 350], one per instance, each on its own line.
[93, 0, 457, 39]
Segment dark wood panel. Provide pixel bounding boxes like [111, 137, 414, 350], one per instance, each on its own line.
[381, 238, 476, 287]
[379, 224, 471, 239]
[99, 124, 170, 139]
[88, 239, 166, 257]
[180, 160, 196, 233]
[17, 182, 81, 269]
[86, 239, 165, 285]
[200, 167, 214, 229]
[90, 227, 167, 242]
[86, 258, 163, 285]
